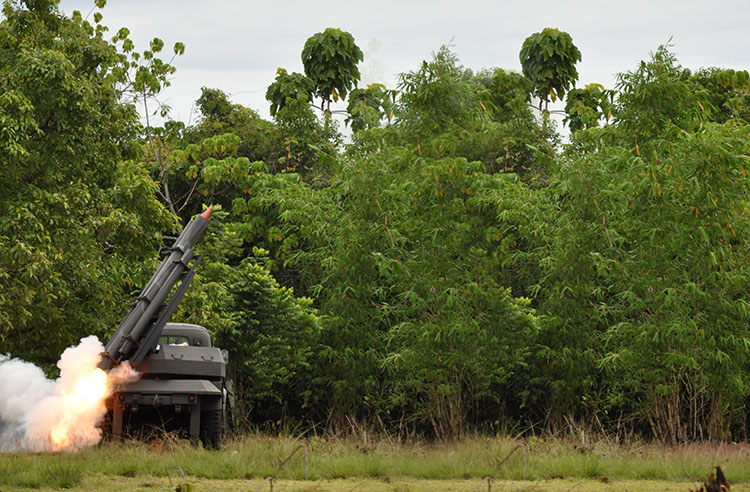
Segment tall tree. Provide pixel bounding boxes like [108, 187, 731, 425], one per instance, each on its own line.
[519, 27, 581, 112]
[301, 27, 363, 112]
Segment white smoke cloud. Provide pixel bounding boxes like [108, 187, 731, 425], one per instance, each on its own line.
[0, 335, 140, 452]
[0, 354, 55, 451]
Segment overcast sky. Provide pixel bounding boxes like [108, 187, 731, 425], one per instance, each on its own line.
[57, 0, 750, 126]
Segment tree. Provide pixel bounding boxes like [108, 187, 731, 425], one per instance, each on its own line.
[689, 67, 750, 123]
[541, 124, 750, 441]
[174, 244, 321, 428]
[265, 68, 315, 117]
[470, 67, 557, 176]
[216, 253, 320, 427]
[564, 83, 614, 132]
[345, 83, 396, 131]
[531, 47, 750, 439]
[143, 126, 323, 428]
[396, 47, 478, 136]
[251, 65, 549, 431]
[189, 87, 285, 173]
[110, 26, 185, 120]
[474, 68, 533, 123]
[519, 28, 581, 111]
[107, 23, 185, 216]
[611, 45, 707, 142]
[0, 0, 172, 368]
[392, 47, 556, 178]
[265, 69, 341, 175]
[301, 27, 363, 112]
[196, 87, 235, 120]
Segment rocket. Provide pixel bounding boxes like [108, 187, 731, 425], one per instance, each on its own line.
[98, 207, 212, 370]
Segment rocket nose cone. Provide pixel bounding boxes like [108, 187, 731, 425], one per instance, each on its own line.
[201, 206, 213, 220]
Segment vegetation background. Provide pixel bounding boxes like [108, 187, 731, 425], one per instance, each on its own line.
[2, 0, 750, 446]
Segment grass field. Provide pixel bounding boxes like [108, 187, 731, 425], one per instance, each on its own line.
[1, 435, 748, 491]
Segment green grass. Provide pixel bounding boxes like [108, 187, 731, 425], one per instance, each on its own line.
[0, 453, 84, 489]
[1, 434, 749, 490]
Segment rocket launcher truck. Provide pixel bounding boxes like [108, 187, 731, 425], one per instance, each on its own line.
[99, 207, 227, 448]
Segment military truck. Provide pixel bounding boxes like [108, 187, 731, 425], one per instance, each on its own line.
[105, 322, 227, 448]
[99, 207, 227, 448]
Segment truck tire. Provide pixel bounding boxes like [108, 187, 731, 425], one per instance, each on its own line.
[200, 409, 223, 449]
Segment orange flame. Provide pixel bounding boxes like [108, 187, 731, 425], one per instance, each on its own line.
[49, 368, 109, 451]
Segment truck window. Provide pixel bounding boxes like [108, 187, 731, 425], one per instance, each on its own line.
[159, 335, 190, 346]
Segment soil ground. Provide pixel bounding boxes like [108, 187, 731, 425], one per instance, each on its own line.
[4, 474, 744, 492]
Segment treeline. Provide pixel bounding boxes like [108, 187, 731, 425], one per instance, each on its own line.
[2, 2, 750, 442]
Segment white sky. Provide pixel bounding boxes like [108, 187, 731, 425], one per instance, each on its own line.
[57, 0, 750, 127]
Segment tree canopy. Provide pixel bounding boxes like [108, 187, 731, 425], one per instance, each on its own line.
[301, 27, 364, 112]
[3, 5, 750, 442]
[520, 27, 581, 111]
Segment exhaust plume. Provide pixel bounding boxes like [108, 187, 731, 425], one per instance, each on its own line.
[0, 336, 139, 452]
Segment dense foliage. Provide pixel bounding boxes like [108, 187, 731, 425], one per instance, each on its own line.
[0, 0, 174, 368]
[3, 2, 750, 442]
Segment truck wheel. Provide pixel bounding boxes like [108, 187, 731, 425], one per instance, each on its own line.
[200, 409, 222, 449]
